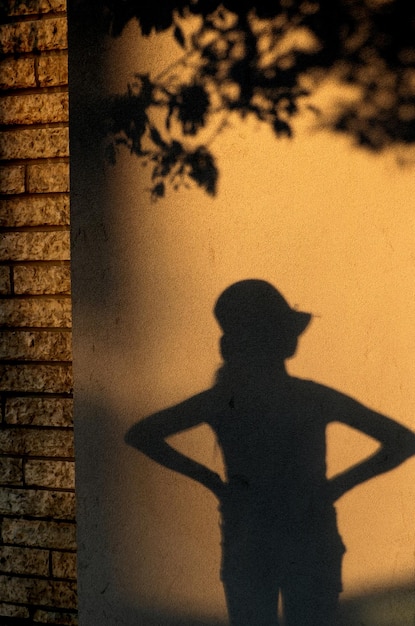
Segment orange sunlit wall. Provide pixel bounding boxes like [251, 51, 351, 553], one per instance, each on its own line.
[70, 18, 415, 626]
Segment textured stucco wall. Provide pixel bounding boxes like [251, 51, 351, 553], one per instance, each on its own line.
[69, 14, 415, 626]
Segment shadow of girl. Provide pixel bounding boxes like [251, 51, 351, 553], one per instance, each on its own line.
[126, 280, 415, 626]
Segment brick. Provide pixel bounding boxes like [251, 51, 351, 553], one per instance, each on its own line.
[0, 487, 75, 519]
[2, 519, 76, 550]
[0, 18, 67, 55]
[0, 128, 69, 160]
[34, 610, 78, 625]
[37, 53, 68, 87]
[0, 231, 70, 262]
[0, 603, 30, 619]
[5, 397, 73, 427]
[0, 266, 11, 294]
[0, 57, 36, 90]
[0, 297, 72, 327]
[0, 428, 74, 457]
[0, 576, 76, 609]
[0, 546, 49, 576]
[0, 165, 25, 194]
[0, 195, 70, 227]
[14, 264, 71, 295]
[0, 93, 68, 125]
[27, 162, 69, 193]
[0, 363, 73, 393]
[0, 457, 23, 485]
[51, 552, 77, 580]
[25, 459, 75, 489]
[6, 0, 67, 16]
[0, 330, 72, 361]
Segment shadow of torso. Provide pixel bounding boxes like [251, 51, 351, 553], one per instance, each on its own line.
[207, 372, 345, 625]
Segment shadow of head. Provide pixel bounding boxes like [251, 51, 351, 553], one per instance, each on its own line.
[214, 279, 312, 365]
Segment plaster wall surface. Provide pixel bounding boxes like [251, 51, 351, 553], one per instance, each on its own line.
[69, 17, 415, 626]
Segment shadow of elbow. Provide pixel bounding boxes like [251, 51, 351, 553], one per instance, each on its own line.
[124, 423, 144, 449]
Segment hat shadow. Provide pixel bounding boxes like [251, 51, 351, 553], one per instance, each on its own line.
[214, 279, 311, 366]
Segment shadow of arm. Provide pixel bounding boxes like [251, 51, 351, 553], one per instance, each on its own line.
[324, 388, 415, 501]
[125, 391, 225, 497]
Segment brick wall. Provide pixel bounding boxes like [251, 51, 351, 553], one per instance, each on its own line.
[0, 1, 77, 624]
